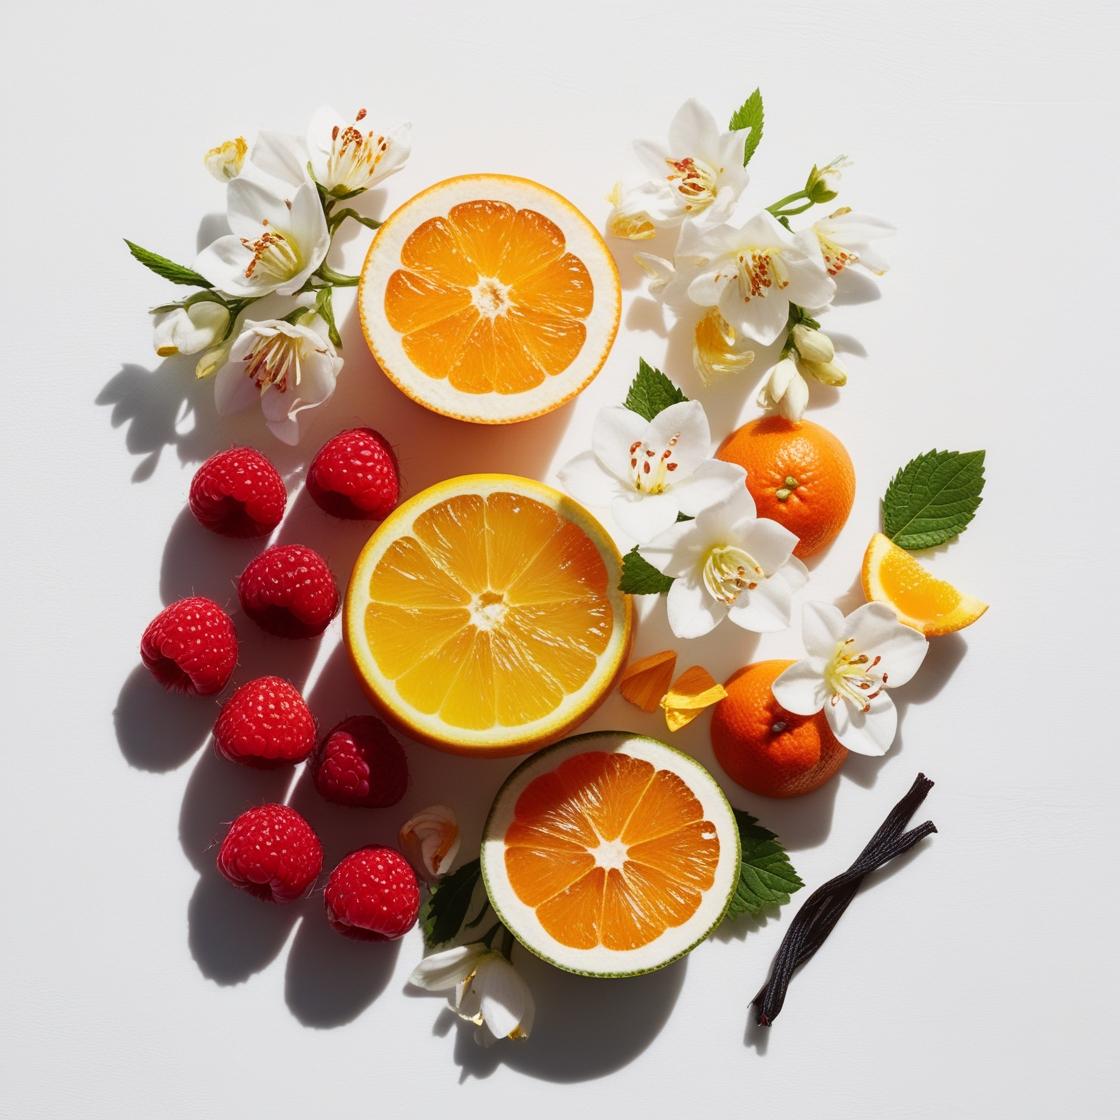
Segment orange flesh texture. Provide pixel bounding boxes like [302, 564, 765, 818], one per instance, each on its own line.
[504, 751, 721, 951]
[362, 493, 613, 731]
[876, 544, 964, 619]
[383, 200, 594, 394]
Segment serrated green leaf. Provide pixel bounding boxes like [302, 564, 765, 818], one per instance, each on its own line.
[725, 809, 803, 919]
[623, 358, 688, 421]
[882, 449, 986, 550]
[420, 858, 482, 947]
[125, 239, 213, 288]
[729, 89, 764, 166]
[618, 547, 674, 595]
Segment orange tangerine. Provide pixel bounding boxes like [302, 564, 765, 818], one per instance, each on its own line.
[359, 175, 620, 424]
[711, 660, 847, 798]
[717, 417, 855, 559]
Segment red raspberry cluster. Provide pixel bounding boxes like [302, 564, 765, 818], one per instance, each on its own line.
[139, 432, 423, 940]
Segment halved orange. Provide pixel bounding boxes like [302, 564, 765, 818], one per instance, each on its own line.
[861, 532, 988, 636]
[482, 732, 740, 976]
[344, 475, 632, 755]
[358, 174, 620, 424]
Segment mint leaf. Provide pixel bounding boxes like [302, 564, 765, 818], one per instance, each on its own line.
[882, 450, 986, 550]
[725, 809, 803, 919]
[618, 548, 674, 595]
[420, 858, 482, 947]
[729, 89, 765, 166]
[124, 239, 213, 288]
[623, 358, 688, 421]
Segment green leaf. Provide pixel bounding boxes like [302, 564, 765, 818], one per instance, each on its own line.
[124, 239, 213, 288]
[725, 809, 803, 919]
[618, 547, 674, 595]
[882, 450, 986, 550]
[623, 358, 688, 421]
[420, 859, 482, 948]
[729, 89, 764, 166]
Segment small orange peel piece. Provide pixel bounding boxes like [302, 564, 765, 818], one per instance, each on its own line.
[661, 666, 728, 732]
[618, 650, 678, 713]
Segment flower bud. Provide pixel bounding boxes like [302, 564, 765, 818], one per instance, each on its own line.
[802, 356, 848, 386]
[399, 805, 460, 881]
[805, 155, 851, 203]
[756, 357, 809, 422]
[204, 137, 247, 182]
[153, 302, 230, 359]
[791, 324, 834, 364]
[195, 344, 229, 381]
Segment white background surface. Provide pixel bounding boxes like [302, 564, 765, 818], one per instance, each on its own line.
[2, 2, 1118, 1116]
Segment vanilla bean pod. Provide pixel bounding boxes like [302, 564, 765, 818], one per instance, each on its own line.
[752, 773, 937, 1027]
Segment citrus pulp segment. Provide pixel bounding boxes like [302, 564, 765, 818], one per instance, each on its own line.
[358, 175, 621, 423]
[861, 532, 988, 637]
[481, 732, 740, 977]
[344, 475, 632, 755]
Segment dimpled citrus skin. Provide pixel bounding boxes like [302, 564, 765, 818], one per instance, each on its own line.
[307, 428, 400, 521]
[189, 447, 286, 538]
[717, 417, 855, 559]
[310, 716, 409, 807]
[710, 660, 848, 798]
[216, 804, 323, 903]
[238, 544, 340, 639]
[140, 596, 238, 696]
[213, 676, 317, 767]
[325, 846, 420, 941]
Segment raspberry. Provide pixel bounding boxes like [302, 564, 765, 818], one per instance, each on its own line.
[309, 716, 409, 807]
[140, 596, 237, 696]
[189, 447, 286, 538]
[307, 428, 400, 520]
[237, 544, 340, 638]
[217, 804, 323, 903]
[214, 676, 317, 767]
[324, 846, 420, 940]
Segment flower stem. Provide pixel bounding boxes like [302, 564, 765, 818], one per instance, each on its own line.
[316, 262, 360, 287]
[328, 208, 382, 235]
[766, 188, 811, 215]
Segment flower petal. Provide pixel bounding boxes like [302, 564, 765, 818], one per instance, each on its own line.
[771, 657, 828, 715]
[557, 450, 616, 509]
[720, 279, 789, 346]
[225, 177, 287, 242]
[409, 944, 486, 991]
[802, 601, 845, 658]
[824, 691, 897, 756]
[612, 491, 680, 543]
[194, 234, 262, 297]
[845, 602, 929, 687]
[668, 98, 719, 156]
[727, 568, 796, 633]
[736, 517, 799, 574]
[592, 406, 649, 483]
[476, 958, 534, 1041]
[212, 359, 256, 416]
[666, 575, 727, 639]
[672, 459, 748, 518]
[645, 399, 710, 478]
[637, 519, 704, 578]
[250, 130, 309, 187]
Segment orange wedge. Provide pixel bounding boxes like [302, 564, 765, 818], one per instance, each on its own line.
[481, 732, 740, 976]
[344, 475, 632, 755]
[359, 175, 621, 424]
[861, 532, 988, 637]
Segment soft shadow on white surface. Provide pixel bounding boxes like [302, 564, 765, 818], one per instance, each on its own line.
[417, 953, 687, 1083]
